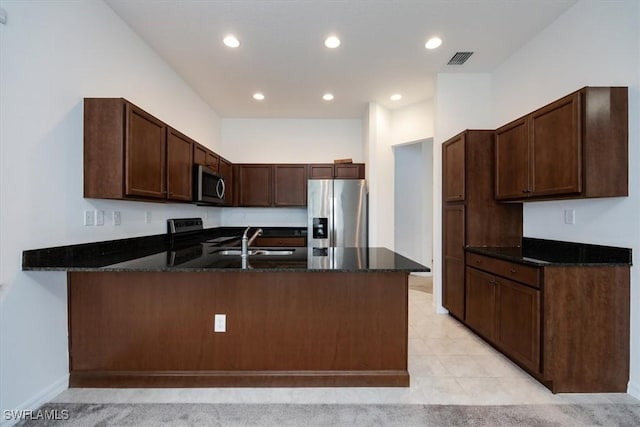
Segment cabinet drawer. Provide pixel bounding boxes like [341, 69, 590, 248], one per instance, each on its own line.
[466, 253, 540, 288]
[253, 236, 306, 247]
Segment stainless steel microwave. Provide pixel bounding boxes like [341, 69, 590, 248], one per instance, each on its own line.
[193, 165, 225, 205]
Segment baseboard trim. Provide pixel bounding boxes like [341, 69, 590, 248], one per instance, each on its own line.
[69, 370, 410, 388]
[1, 374, 68, 427]
[628, 380, 640, 399]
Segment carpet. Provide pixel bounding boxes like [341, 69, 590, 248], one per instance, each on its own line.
[14, 402, 640, 426]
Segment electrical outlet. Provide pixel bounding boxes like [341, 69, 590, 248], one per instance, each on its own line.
[84, 210, 94, 226]
[112, 211, 121, 226]
[95, 210, 105, 226]
[145, 211, 152, 224]
[214, 314, 226, 333]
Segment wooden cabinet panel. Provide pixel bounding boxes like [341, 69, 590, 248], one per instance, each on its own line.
[443, 134, 465, 202]
[218, 157, 233, 206]
[530, 93, 581, 197]
[238, 164, 272, 206]
[465, 267, 496, 341]
[334, 163, 365, 179]
[495, 118, 529, 200]
[85, 98, 201, 204]
[166, 128, 193, 202]
[193, 143, 219, 172]
[274, 164, 307, 206]
[443, 205, 465, 319]
[125, 104, 167, 199]
[309, 163, 365, 179]
[495, 277, 540, 373]
[466, 253, 539, 288]
[495, 87, 628, 201]
[309, 164, 334, 179]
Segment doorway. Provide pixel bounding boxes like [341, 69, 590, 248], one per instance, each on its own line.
[393, 138, 433, 271]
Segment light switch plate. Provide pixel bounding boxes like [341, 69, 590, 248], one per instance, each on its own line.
[112, 211, 121, 226]
[84, 210, 94, 226]
[564, 209, 575, 224]
[95, 210, 105, 226]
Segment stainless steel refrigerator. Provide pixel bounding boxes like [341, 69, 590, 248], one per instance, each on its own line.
[307, 179, 367, 248]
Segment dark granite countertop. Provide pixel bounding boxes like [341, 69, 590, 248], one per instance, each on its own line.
[466, 237, 632, 267]
[22, 227, 429, 273]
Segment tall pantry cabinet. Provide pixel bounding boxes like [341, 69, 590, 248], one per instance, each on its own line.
[442, 130, 523, 320]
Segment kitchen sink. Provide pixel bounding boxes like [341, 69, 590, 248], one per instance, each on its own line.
[211, 248, 295, 256]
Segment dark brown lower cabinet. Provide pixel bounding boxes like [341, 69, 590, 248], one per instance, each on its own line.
[67, 271, 409, 388]
[465, 268, 496, 342]
[495, 277, 540, 373]
[443, 205, 465, 319]
[465, 252, 629, 393]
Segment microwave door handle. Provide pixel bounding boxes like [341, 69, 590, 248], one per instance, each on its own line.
[217, 179, 225, 199]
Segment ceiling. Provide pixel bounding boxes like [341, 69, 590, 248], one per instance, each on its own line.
[105, 0, 576, 119]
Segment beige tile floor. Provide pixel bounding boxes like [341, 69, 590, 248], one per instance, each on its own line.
[52, 274, 638, 406]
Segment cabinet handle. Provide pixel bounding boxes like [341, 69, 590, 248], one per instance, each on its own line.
[522, 189, 529, 193]
[510, 269, 516, 274]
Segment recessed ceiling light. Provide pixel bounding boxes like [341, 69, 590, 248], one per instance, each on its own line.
[425, 37, 442, 50]
[324, 35, 341, 49]
[323, 93, 334, 101]
[223, 35, 240, 48]
[390, 94, 402, 101]
[253, 92, 265, 101]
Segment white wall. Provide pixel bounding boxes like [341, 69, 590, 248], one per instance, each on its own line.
[390, 101, 434, 145]
[219, 118, 362, 226]
[432, 73, 493, 312]
[490, 0, 640, 397]
[365, 103, 395, 249]
[0, 1, 222, 420]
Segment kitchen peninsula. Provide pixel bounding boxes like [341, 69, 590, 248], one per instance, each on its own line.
[23, 222, 429, 388]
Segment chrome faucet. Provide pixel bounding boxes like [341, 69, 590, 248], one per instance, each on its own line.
[241, 226, 263, 259]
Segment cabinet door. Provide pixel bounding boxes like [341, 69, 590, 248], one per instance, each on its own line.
[529, 92, 581, 197]
[495, 118, 529, 200]
[193, 144, 219, 172]
[125, 104, 166, 199]
[309, 164, 335, 179]
[443, 205, 465, 319]
[443, 134, 465, 202]
[465, 267, 496, 341]
[166, 129, 193, 202]
[238, 164, 272, 206]
[274, 164, 307, 206]
[495, 277, 540, 373]
[334, 163, 365, 179]
[218, 158, 233, 206]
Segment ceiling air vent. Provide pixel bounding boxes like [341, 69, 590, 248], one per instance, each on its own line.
[447, 52, 473, 65]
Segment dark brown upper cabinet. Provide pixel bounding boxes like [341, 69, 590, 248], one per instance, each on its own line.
[334, 163, 365, 179]
[495, 87, 628, 201]
[443, 133, 466, 202]
[236, 164, 308, 207]
[308, 164, 335, 179]
[193, 142, 219, 173]
[218, 157, 234, 206]
[309, 163, 365, 179]
[85, 98, 170, 201]
[166, 128, 194, 202]
[274, 164, 307, 207]
[236, 164, 273, 207]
